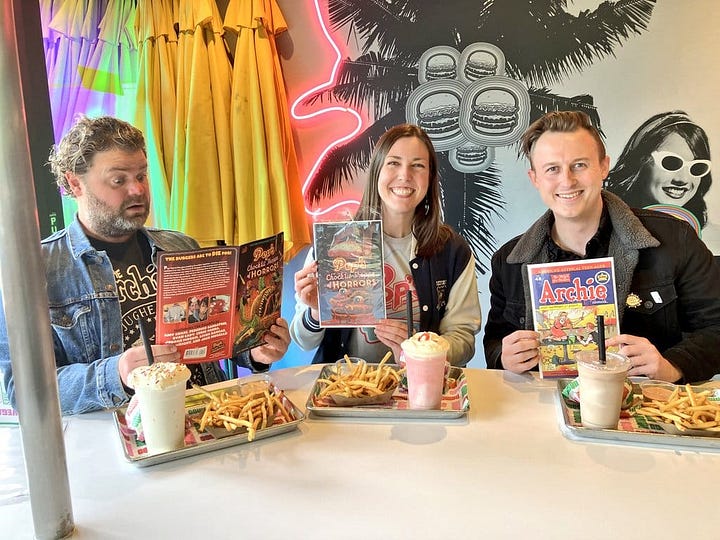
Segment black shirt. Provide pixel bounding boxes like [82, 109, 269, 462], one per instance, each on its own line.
[547, 207, 612, 262]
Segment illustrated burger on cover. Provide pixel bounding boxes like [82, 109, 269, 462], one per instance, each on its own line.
[313, 220, 385, 327]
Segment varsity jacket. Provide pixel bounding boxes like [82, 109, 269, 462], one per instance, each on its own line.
[290, 229, 481, 367]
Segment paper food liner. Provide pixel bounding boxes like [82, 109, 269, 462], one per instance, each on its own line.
[562, 377, 634, 410]
[638, 380, 720, 437]
[329, 385, 397, 406]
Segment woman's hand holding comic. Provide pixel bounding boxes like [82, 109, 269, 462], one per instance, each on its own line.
[294, 261, 320, 318]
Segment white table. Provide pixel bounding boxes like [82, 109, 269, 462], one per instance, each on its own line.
[2, 367, 718, 539]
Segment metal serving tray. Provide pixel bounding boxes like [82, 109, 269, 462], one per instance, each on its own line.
[113, 375, 305, 467]
[555, 377, 720, 451]
[306, 365, 469, 419]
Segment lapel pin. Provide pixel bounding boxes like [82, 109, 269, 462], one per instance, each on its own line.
[626, 293, 641, 308]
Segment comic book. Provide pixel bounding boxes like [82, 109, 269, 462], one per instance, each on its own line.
[0, 366, 18, 424]
[527, 257, 620, 378]
[155, 232, 284, 363]
[313, 220, 385, 327]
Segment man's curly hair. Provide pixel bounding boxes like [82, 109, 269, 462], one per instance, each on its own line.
[48, 116, 146, 196]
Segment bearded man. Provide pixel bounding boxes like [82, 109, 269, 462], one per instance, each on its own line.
[0, 116, 289, 414]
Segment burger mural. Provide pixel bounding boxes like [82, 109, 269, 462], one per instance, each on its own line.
[407, 43, 531, 175]
[297, 0, 658, 273]
[420, 46, 461, 81]
[407, 80, 465, 151]
[462, 47, 504, 81]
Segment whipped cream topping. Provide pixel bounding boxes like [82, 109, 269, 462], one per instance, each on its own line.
[128, 362, 191, 390]
[401, 331, 449, 355]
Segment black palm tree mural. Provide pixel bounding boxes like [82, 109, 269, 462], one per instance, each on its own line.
[302, 0, 657, 273]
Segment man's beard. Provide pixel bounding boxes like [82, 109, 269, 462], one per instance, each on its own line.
[84, 191, 149, 239]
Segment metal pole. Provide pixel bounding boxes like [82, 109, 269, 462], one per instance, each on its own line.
[0, 2, 74, 539]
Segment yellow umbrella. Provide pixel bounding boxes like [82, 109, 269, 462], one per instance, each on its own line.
[170, 0, 234, 246]
[134, 0, 178, 228]
[224, 0, 310, 260]
[76, 0, 137, 118]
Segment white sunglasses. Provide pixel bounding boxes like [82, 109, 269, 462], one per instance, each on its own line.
[651, 150, 711, 178]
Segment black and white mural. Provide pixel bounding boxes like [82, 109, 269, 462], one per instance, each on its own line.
[280, 0, 720, 367]
[605, 111, 717, 250]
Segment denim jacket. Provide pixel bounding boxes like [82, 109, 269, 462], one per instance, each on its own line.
[0, 217, 256, 415]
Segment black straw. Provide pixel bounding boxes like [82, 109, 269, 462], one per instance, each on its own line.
[596, 314, 606, 364]
[138, 318, 155, 365]
[406, 290, 414, 339]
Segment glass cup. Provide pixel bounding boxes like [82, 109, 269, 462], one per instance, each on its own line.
[575, 350, 632, 429]
[400, 332, 450, 410]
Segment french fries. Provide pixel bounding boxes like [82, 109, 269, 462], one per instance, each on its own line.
[637, 383, 720, 432]
[192, 384, 292, 441]
[316, 353, 404, 399]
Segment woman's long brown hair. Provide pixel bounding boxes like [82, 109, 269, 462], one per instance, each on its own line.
[354, 124, 451, 258]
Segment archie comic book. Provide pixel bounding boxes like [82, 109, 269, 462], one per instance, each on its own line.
[527, 257, 619, 378]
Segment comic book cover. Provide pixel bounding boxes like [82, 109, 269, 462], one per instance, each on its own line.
[313, 220, 385, 327]
[527, 257, 620, 378]
[155, 232, 283, 363]
[232, 232, 284, 355]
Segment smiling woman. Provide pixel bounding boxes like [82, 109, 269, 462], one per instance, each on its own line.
[605, 110, 713, 230]
[289, 124, 482, 368]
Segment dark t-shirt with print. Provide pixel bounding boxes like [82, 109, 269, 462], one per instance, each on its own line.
[89, 232, 222, 386]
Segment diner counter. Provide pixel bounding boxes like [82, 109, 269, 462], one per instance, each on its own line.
[2, 366, 718, 539]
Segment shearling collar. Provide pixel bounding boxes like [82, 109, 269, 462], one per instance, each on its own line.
[507, 190, 661, 327]
[507, 190, 659, 265]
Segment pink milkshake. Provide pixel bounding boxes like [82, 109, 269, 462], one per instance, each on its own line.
[400, 332, 450, 409]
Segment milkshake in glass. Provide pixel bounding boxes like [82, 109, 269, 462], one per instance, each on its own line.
[128, 362, 191, 454]
[575, 351, 632, 429]
[400, 332, 450, 409]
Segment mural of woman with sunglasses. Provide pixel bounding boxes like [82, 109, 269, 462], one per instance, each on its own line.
[605, 110, 713, 236]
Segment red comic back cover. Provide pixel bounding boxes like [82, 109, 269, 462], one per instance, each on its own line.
[156, 248, 239, 363]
